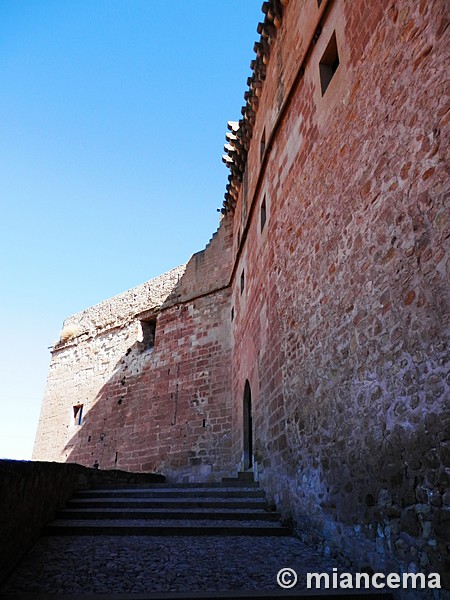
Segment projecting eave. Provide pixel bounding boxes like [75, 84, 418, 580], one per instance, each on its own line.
[220, 0, 288, 214]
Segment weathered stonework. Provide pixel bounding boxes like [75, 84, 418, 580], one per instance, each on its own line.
[228, 0, 449, 590]
[34, 219, 234, 482]
[34, 0, 449, 591]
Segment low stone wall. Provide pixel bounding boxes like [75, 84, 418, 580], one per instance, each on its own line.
[0, 460, 164, 583]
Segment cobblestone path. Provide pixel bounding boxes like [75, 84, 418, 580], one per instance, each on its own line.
[0, 534, 344, 596]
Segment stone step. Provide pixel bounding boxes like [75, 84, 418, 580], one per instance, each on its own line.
[74, 487, 265, 499]
[43, 519, 291, 536]
[43, 474, 290, 540]
[67, 498, 268, 509]
[57, 508, 281, 521]
[222, 471, 254, 483]
[89, 480, 260, 489]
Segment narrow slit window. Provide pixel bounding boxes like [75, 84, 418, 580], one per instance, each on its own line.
[240, 270, 245, 294]
[73, 404, 83, 426]
[319, 31, 339, 96]
[140, 318, 156, 350]
[260, 128, 266, 161]
[261, 196, 267, 232]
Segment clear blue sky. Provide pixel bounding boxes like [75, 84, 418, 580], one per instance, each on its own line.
[0, 0, 262, 460]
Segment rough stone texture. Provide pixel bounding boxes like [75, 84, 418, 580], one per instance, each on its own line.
[0, 535, 345, 595]
[33, 265, 185, 464]
[31, 0, 449, 592]
[33, 220, 234, 482]
[230, 0, 449, 591]
[0, 460, 163, 584]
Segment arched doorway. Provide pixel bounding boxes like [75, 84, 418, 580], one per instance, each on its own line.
[243, 380, 253, 470]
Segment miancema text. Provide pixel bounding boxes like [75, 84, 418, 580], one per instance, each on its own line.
[307, 569, 441, 589]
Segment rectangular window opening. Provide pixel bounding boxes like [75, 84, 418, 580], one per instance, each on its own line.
[260, 128, 266, 161]
[73, 404, 83, 426]
[261, 196, 267, 232]
[140, 318, 156, 351]
[319, 31, 339, 96]
[240, 270, 245, 294]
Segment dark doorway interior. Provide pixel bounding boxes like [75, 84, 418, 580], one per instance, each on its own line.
[243, 380, 253, 470]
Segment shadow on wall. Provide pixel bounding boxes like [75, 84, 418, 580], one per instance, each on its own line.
[61, 316, 231, 479]
[62, 336, 165, 472]
[60, 221, 234, 480]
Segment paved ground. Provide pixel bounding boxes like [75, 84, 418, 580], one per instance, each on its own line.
[0, 535, 344, 595]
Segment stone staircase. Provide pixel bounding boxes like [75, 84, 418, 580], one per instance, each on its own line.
[1, 472, 395, 599]
[43, 472, 292, 537]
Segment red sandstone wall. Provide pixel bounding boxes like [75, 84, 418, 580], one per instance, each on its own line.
[177, 218, 233, 302]
[34, 216, 234, 482]
[230, 0, 449, 582]
[65, 290, 232, 481]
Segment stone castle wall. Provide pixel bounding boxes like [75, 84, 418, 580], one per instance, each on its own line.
[33, 218, 234, 481]
[228, 0, 449, 586]
[34, 0, 449, 588]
